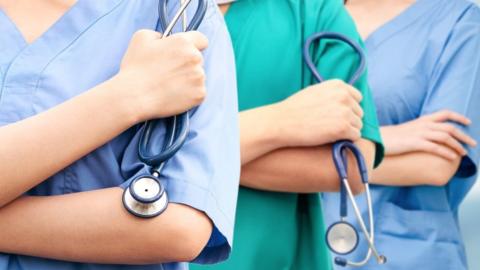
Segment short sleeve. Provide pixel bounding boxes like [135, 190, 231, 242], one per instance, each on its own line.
[421, 5, 480, 178]
[119, 0, 240, 264]
[304, 0, 384, 167]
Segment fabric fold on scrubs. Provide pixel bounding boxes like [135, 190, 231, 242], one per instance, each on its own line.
[0, 0, 239, 269]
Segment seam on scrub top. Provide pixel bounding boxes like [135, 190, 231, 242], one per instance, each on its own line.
[200, 18, 235, 226]
[32, 0, 126, 97]
[166, 174, 233, 226]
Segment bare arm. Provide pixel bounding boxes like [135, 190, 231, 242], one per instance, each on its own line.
[371, 152, 461, 186]
[0, 80, 134, 207]
[241, 139, 375, 194]
[0, 31, 209, 207]
[370, 111, 476, 186]
[0, 188, 212, 264]
[240, 80, 364, 164]
[238, 80, 371, 194]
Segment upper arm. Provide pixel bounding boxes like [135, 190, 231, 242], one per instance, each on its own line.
[421, 6, 480, 178]
[304, 0, 385, 167]
[119, 0, 240, 264]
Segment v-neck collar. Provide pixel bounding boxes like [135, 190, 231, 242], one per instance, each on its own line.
[0, 0, 124, 91]
[0, 0, 82, 47]
[365, 0, 438, 50]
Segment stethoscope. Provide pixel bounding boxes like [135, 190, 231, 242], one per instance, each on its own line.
[303, 32, 387, 267]
[122, 0, 207, 218]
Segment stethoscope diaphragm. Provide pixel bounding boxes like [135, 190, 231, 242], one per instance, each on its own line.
[326, 221, 359, 255]
[122, 176, 168, 218]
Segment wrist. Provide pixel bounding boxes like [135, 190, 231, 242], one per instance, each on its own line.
[239, 104, 285, 163]
[97, 76, 142, 127]
[380, 125, 401, 156]
[258, 103, 287, 149]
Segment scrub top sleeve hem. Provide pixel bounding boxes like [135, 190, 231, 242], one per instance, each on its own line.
[165, 179, 233, 265]
[361, 122, 385, 168]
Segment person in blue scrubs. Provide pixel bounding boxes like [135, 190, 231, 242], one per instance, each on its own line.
[323, 0, 480, 269]
[0, 0, 239, 270]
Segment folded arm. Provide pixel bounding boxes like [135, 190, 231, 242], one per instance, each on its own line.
[371, 111, 477, 186]
[241, 139, 375, 194]
[0, 188, 212, 264]
[371, 152, 461, 186]
[0, 79, 135, 207]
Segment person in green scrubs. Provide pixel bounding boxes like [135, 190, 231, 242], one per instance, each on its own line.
[192, 0, 384, 269]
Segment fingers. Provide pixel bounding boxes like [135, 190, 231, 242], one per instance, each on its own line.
[171, 31, 209, 50]
[350, 113, 363, 130]
[346, 85, 363, 103]
[425, 130, 466, 156]
[322, 79, 363, 102]
[419, 140, 459, 160]
[133, 29, 162, 42]
[432, 123, 477, 147]
[348, 97, 364, 119]
[426, 110, 471, 125]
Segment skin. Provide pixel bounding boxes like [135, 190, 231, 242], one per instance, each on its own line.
[219, 5, 376, 195]
[0, 0, 215, 263]
[345, 0, 477, 186]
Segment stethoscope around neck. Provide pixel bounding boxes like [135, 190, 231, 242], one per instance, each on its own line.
[303, 32, 387, 267]
[122, 0, 207, 218]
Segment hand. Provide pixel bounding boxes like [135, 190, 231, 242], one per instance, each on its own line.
[381, 110, 477, 160]
[273, 79, 364, 147]
[115, 30, 209, 122]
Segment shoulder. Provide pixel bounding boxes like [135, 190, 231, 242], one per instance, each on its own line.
[428, 0, 480, 30]
[426, 0, 480, 50]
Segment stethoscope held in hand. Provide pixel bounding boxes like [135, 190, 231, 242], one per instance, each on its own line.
[303, 32, 387, 267]
[122, 0, 207, 218]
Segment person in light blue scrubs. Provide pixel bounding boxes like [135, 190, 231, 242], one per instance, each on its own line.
[0, 0, 239, 270]
[323, 0, 480, 269]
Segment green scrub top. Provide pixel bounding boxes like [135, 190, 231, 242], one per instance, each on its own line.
[192, 0, 384, 269]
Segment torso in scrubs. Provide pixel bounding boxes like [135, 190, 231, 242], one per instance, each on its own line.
[0, 1, 240, 269]
[191, 0, 383, 269]
[323, 0, 480, 269]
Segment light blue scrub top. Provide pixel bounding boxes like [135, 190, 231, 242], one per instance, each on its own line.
[0, 1, 239, 270]
[323, 0, 480, 269]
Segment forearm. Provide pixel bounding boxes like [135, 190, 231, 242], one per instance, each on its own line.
[241, 139, 375, 193]
[0, 188, 212, 264]
[371, 152, 461, 186]
[239, 105, 284, 164]
[0, 78, 136, 207]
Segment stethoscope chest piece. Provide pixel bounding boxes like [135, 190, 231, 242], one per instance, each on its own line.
[326, 221, 359, 255]
[122, 176, 168, 218]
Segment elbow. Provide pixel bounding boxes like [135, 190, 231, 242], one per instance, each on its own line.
[148, 204, 213, 263]
[170, 223, 212, 262]
[426, 167, 456, 187]
[425, 158, 460, 187]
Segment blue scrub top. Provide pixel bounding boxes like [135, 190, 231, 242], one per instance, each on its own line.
[0, 0, 239, 270]
[323, 0, 480, 269]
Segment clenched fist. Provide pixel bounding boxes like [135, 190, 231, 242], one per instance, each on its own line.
[115, 29, 209, 122]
